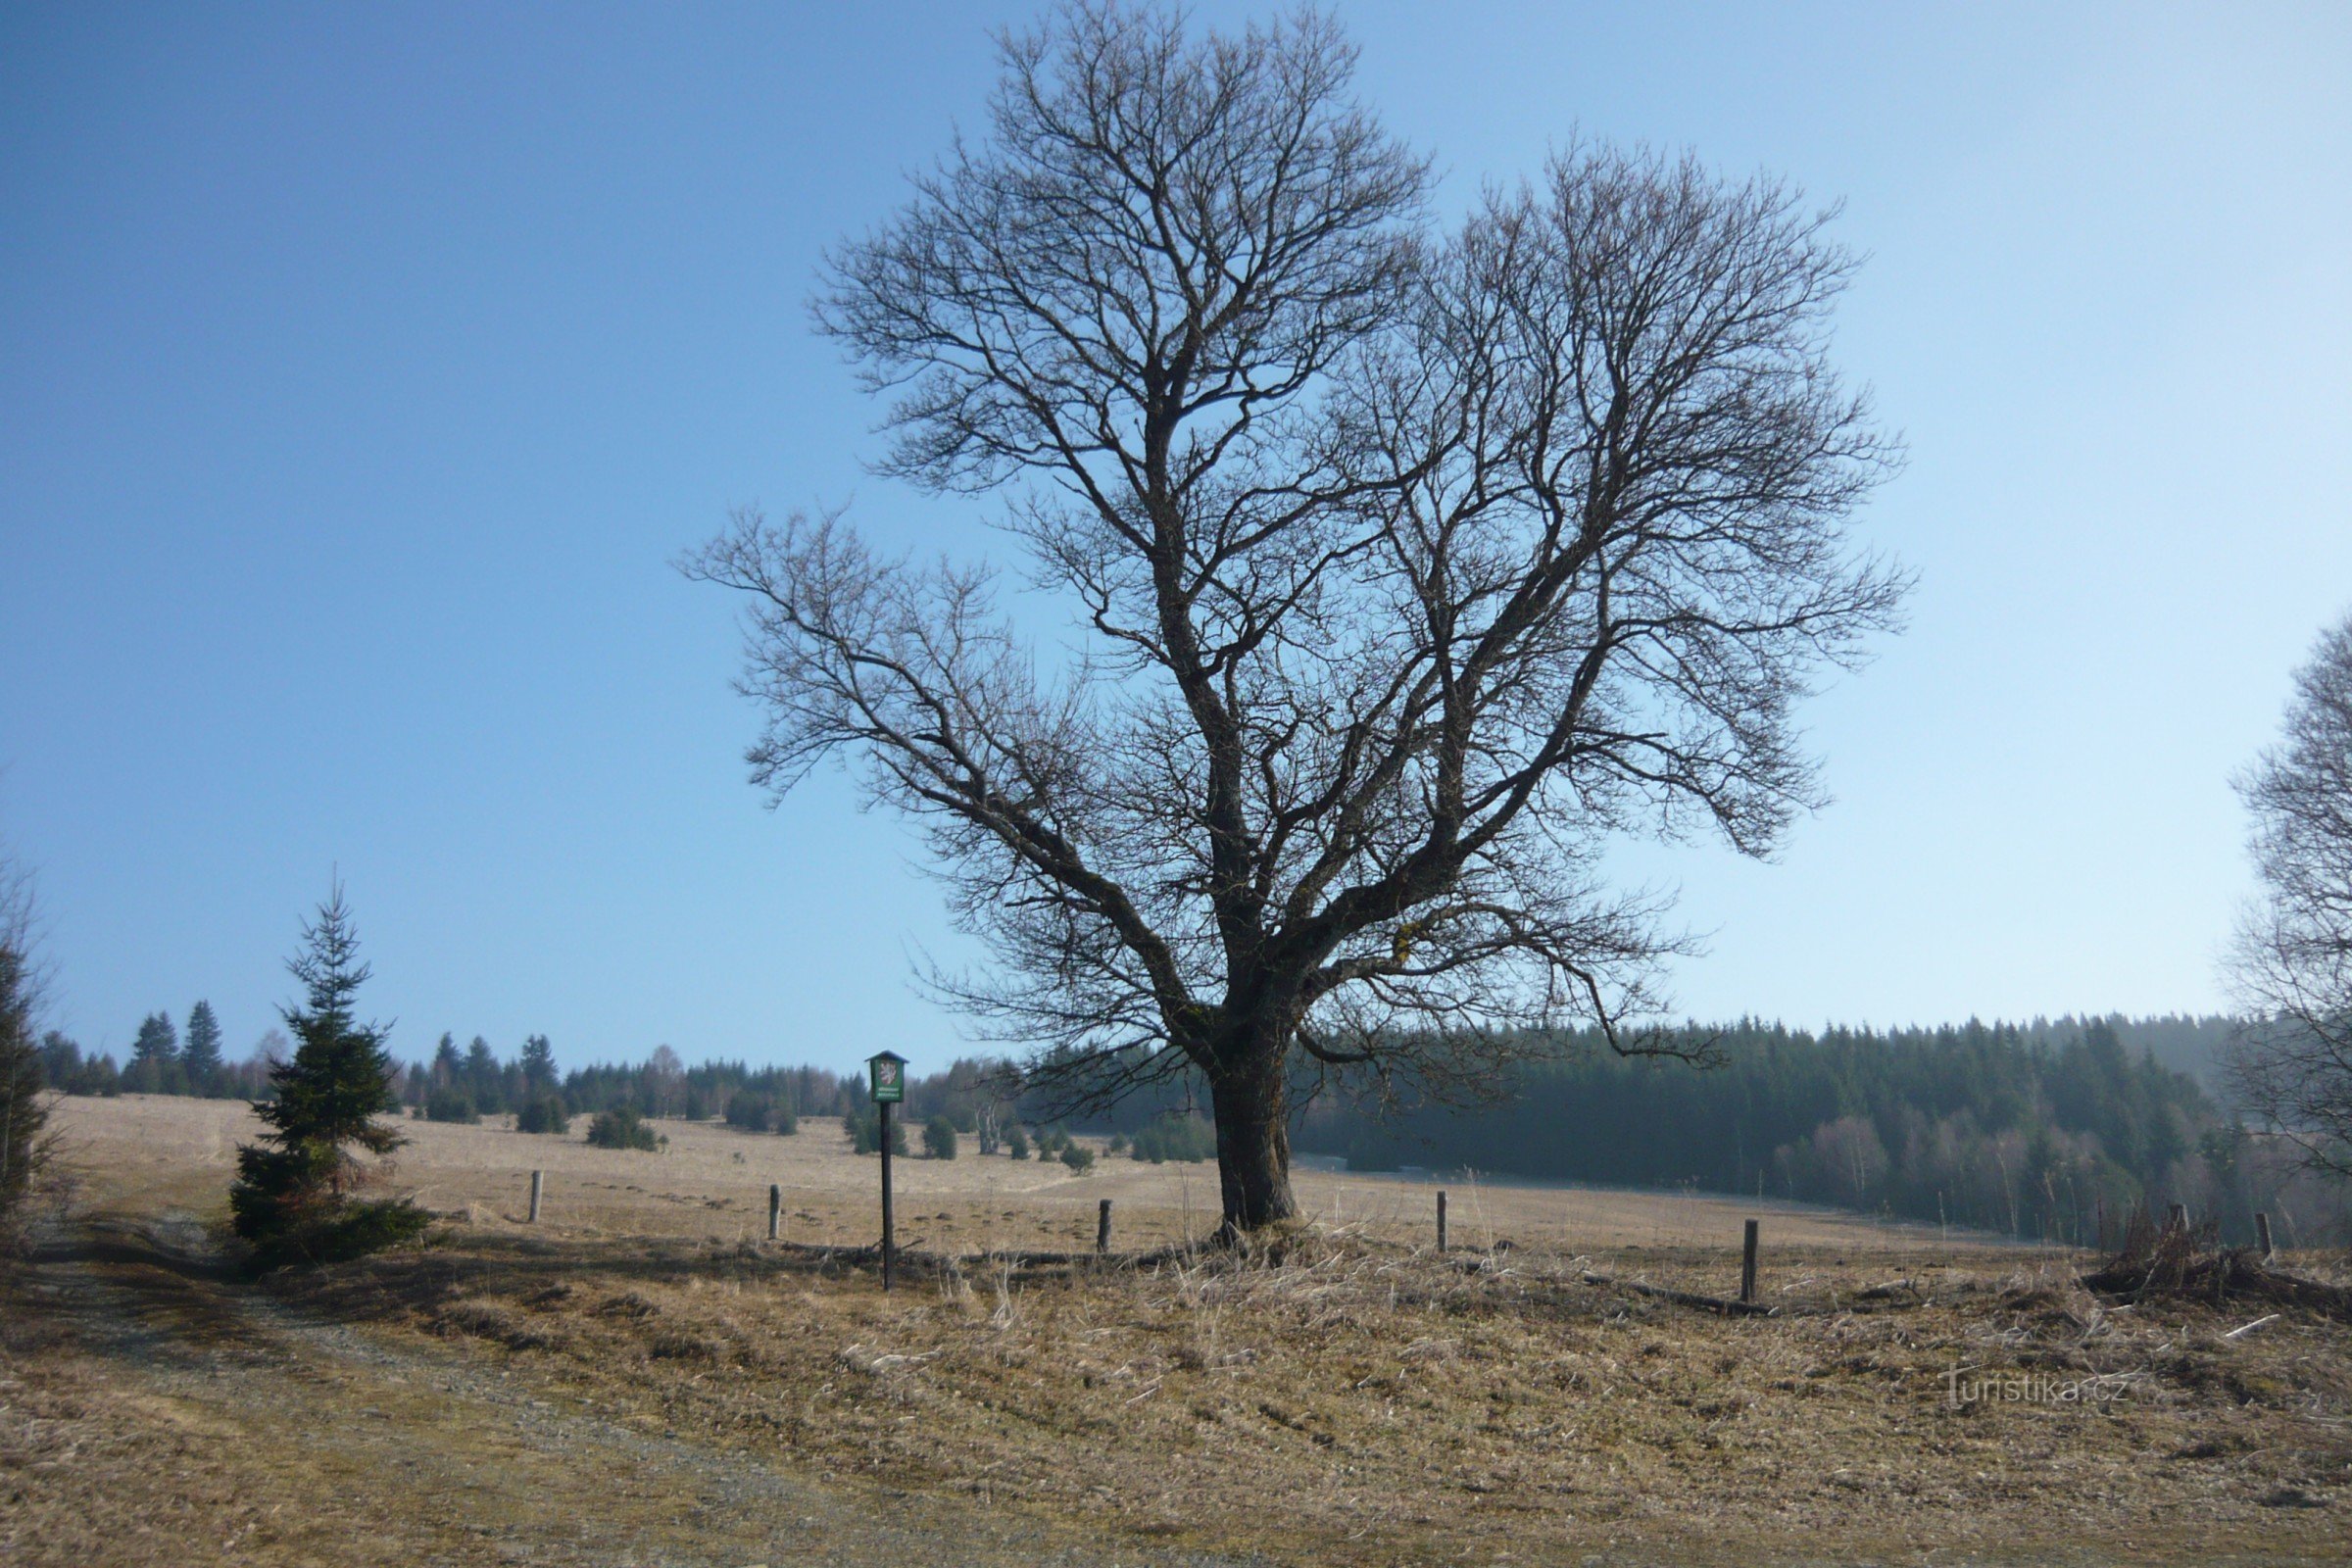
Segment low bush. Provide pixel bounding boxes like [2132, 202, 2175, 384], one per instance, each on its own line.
[923, 1115, 958, 1160]
[845, 1109, 908, 1156]
[244, 1196, 431, 1270]
[1129, 1115, 1216, 1164]
[727, 1093, 800, 1136]
[1059, 1143, 1095, 1174]
[586, 1105, 662, 1152]
[514, 1095, 568, 1135]
[425, 1089, 479, 1124]
[1005, 1126, 1031, 1159]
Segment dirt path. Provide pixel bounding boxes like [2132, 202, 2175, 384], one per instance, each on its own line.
[5, 1211, 1248, 1568]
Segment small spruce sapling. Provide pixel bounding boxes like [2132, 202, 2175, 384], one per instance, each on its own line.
[227, 884, 425, 1266]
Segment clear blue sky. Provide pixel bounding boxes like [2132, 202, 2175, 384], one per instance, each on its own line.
[4, 2, 2347, 1076]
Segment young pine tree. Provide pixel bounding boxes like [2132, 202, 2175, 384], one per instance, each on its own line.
[182, 1000, 224, 1096]
[228, 885, 425, 1265]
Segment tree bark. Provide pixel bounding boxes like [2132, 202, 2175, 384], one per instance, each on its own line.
[1209, 1047, 1298, 1236]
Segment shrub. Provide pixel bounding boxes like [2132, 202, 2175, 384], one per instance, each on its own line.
[728, 1093, 797, 1135]
[1129, 1115, 1216, 1164]
[923, 1115, 958, 1160]
[1105, 1132, 1128, 1154]
[1059, 1143, 1095, 1173]
[845, 1108, 908, 1156]
[294, 1197, 432, 1263]
[514, 1095, 568, 1135]
[586, 1105, 661, 1152]
[425, 1089, 479, 1124]
[1005, 1126, 1031, 1159]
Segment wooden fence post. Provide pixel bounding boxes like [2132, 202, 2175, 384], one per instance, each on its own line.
[2256, 1211, 2275, 1260]
[528, 1169, 543, 1224]
[1436, 1189, 1448, 1253]
[1740, 1217, 1759, 1306]
[768, 1183, 782, 1242]
[1097, 1198, 1113, 1255]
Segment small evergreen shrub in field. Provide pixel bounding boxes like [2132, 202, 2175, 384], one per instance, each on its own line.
[846, 1109, 908, 1155]
[923, 1115, 958, 1160]
[1129, 1115, 1216, 1163]
[425, 1089, 479, 1124]
[727, 1094, 797, 1135]
[1005, 1126, 1031, 1159]
[586, 1105, 662, 1152]
[514, 1095, 568, 1135]
[1059, 1143, 1095, 1173]
[856, 1109, 907, 1161]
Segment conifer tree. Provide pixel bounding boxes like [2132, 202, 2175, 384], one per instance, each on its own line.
[430, 1031, 462, 1087]
[182, 1000, 224, 1095]
[519, 1033, 556, 1091]
[128, 1010, 179, 1093]
[463, 1034, 503, 1113]
[1, 853, 55, 1230]
[228, 884, 424, 1264]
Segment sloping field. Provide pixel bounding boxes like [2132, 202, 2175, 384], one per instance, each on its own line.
[7, 1094, 2350, 1567]
[48, 1093, 1953, 1267]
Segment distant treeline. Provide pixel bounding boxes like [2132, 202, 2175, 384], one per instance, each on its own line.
[33, 1004, 283, 1100]
[36, 1005, 2346, 1243]
[1294, 1016, 2336, 1247]
[390, 1040, 995, 1130]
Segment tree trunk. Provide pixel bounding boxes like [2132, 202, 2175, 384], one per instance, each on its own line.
[1209, 1050, 1297, 1237]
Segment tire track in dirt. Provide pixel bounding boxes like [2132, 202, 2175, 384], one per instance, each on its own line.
[22, 1212, 1254, 1568]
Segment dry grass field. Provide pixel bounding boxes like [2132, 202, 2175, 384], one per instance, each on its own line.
[8, 1094, 2352, 1566]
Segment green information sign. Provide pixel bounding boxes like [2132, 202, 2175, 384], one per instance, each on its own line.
[868, 1050, 906, 1103]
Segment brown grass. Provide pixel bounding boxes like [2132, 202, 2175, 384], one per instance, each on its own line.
[16, 1094, 2352, 1564]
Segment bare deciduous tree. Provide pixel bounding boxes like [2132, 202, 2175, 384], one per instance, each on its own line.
[686, 2, 1903, 1234]
[2229, 612, 2352, 1178]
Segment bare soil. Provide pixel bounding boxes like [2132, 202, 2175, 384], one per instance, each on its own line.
[8, 1095, 2351, 1565]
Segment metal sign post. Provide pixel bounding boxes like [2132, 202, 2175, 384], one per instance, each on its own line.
[868, 1051, 906, 1293]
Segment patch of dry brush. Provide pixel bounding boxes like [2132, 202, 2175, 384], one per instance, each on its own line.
[279, 1225, 2352, 1563]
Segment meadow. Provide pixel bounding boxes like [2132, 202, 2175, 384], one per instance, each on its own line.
[7, 1094, 2350, 1566]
